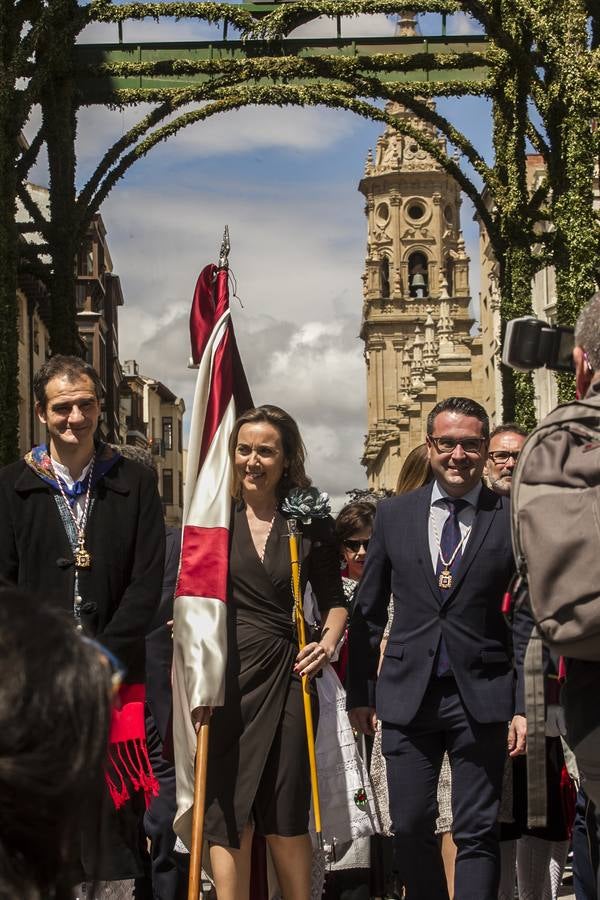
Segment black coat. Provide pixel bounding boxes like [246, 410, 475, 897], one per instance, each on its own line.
[0, 456, 165, 684]
[146, 525, 181, 743]
[347, 482, 522, 724]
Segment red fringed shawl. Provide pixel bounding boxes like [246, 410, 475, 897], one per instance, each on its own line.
[105, 684, 159, 810]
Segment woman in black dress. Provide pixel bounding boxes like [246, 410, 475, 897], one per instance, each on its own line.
[192, 405, 347, 900]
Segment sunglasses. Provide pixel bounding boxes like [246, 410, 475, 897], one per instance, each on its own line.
[344, 539, 370, 553]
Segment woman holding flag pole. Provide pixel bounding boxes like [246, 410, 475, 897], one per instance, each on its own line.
[195, 405, 347, 899]
[171, 235, 345, 899]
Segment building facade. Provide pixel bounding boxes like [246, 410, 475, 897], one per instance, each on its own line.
[360, 100, 484, 491]
[76, 214, 124, 443]
[121, 359, 186, 526]
[16, 271, 51, 455]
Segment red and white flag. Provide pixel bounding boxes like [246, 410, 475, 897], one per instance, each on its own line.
[172, 260, 251, 845]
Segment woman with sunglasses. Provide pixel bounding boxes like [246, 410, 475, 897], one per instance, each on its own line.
[318, 500, 376, 900]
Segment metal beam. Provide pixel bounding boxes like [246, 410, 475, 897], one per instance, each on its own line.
[74, 34, 489, 102]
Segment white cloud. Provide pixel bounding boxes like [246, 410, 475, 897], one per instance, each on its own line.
[160, 105, 358, 155]
[104, 174, 365, 330]
[66, 103, 361, 191]
[444, 12, 483, 36]
[291, 13, 397, 39]
[133, 307, 367, 503]
[78, 18, 221, 44]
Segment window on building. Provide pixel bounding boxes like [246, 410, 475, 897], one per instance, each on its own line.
[179, 471, 183, 508]
[16, 300, 23, 343]
[445, 255, 455, 296]
[380, 256, 390, 299]
[178, 417, 183, 454]
[408, 252, 428, 298]
[162, 469, 173, 506]
[99, 335, 106, 385]
[78, 241, 94, 277]
[77, 332, 92, 365]
[162, 416, 173, 450]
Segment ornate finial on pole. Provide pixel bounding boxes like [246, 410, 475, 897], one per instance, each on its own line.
[218, 226, 230, 269]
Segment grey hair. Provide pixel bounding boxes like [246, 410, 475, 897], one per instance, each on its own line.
[575, 291, 600, 371]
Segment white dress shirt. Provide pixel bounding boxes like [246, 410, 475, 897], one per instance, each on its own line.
[51, 456, 94, 525]
[427, 480, 482, 572]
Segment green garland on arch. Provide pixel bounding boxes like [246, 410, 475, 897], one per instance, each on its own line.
[2, 0, 599, 465]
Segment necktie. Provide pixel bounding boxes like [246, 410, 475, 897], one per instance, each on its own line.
[434, 498, 469, 676]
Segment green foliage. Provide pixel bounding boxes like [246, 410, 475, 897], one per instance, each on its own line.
[1, 0, 599, 464]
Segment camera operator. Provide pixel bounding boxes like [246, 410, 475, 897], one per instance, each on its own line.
[504, 297, 600, 895]
[565, 293, 600, 807]
[562, 292, 600, 894]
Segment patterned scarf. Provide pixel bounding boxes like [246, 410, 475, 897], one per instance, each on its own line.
[24, 441, 159, 811]
[24, 441, 121, 503]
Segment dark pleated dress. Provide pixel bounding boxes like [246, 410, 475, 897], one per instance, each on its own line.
[203, 502, 346, 848]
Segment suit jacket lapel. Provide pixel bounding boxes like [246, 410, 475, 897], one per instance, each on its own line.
[415, 483, 441, 603]
[440, 484, 500, 606]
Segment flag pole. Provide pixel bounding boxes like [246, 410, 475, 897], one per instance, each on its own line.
[287, 519, 324, 849]
[188, 723, 210, 900]
[187, 226, 231, 900]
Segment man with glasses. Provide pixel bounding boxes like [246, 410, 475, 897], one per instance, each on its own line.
[347, 396, 526, 900]
[484, 423, 528, 497]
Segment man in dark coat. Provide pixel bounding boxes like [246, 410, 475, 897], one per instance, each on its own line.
[347, 397, 527, 900]
[0, 354, 165, 888]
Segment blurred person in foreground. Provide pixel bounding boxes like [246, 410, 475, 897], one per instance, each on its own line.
[485, 424, 573, 900]
[347, 396, 527, 900]
[0, 355, 165, 894]
[0, 588, 114, 900]
[562, 292, 600, 895]
[191, 405, 347, 900]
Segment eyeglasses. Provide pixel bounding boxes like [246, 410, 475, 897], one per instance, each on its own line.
[343, 539, 370, 553]
[428, 436, 486, 455]
[488, 450, 521, 464]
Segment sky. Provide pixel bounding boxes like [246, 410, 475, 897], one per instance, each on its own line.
[27, 8, 493, 510]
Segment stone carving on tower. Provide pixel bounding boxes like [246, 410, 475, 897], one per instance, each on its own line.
[359, 42, 484, 489]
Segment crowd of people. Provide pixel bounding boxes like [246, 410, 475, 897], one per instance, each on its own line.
[2, 292, 600, 900]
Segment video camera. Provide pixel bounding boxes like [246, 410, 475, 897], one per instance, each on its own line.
[502, 316, 574, 373]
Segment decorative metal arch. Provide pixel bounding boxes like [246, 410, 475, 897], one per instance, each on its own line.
[1, 0, 599, 461]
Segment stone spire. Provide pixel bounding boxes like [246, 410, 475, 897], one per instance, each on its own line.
[437, 277, 455, 355]
[411, 325, 425, 391]
[423, 307, 438, 383]
[396, 10, 418, 37]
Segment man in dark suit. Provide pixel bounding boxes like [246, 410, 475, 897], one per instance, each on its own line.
[347, 397, 526, 900]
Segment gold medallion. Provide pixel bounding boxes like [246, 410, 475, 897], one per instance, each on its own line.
[438, 568, 453, 589]
[75, 539, 91, 569]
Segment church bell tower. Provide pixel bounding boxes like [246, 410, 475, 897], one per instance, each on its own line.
[359, 96, 483, 490]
